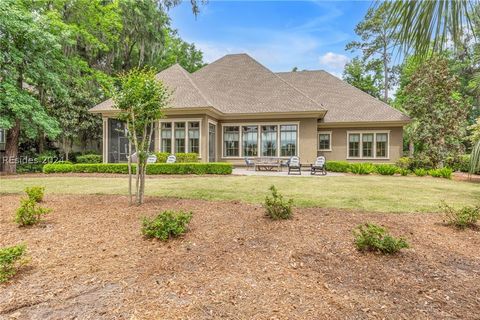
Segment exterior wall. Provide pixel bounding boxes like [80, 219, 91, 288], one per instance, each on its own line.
[317, 126, 403, 163]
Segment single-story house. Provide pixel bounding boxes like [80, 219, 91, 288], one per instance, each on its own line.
[89, 53, 410, 165]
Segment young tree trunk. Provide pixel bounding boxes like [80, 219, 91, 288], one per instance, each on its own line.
[383, 45, 389, 103]
[3, 119, 21, 174]
[128, 138, 133, 206]
[408, 139, 414, 158]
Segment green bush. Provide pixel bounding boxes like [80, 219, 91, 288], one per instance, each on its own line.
[25, 186, 45, 202]
[16, 163, 44, 173]
[396, 157, 412, 170]
[350, 163, 375, 175]
[44, 162, 232, 175]
[399, 168, 410, 176]
[410, 154, 434, 170]
[42, 163, 74, 173]
[353, 223, 409, 254]
[155, 152, 199, 163]
[414, 168, 428, 176]
[0, 245, 27, 283]
[440, 202, 480, 229]
[76, 154, 102, 164]
[374, 164, 398, 175]
[264, 185, 293, 220]
[142, 210, 192, 241]
[326, 161, 350, 172]
[15, 198, 51, 226]
[428, 167, 453, 179]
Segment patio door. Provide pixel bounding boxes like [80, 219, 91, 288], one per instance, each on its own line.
[208, 123, 216, 162]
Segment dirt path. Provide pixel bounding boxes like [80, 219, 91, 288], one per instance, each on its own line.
[1, 195, 479, 319]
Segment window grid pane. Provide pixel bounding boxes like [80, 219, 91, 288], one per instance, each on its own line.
[242, 126, 258, 157]
[280, 125, 297, 156]
[362, 134, 374, 157]
[224, 126, 239, 157]
[318, 133, 330, 150]
[376, 133, 388, 157]
[261, 125, 277, 157]
[188, 122, 200, 154]
[175, 123, 186, 153]
[349, 134, 360, 157]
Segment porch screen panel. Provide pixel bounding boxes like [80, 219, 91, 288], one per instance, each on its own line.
[161, 122, 172, 153]
[348, 134, 360, 158]
[362, 133, 374, 158]
[242, 126, 258, 157]
[174, 122, 186, 153]
[188, 122, 200, 154]
[223, 126, 239, 157]
[376, 133, 388, 158]
[280, 125, 297, 156]
[261, 125, 277, 157]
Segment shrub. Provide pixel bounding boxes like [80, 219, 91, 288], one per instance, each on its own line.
[76, 154, 102, 164]
[264, 185, 293, 220]
[374, 164, 398, 175]
[0, 245, 27, 283]
[142, 210, 192, 241]
[25, 186, 45, 202]
[440, 202, 480, 229]
[414, 168, 428, 176]
[410, 154, 434, 170]
[399, 168, 410, 176]
[396, 157, 412, 170]
[155, 152, 199, 163]
[350, 163, 375, 175]
[44, 163, 232, 175]
[326, 161, 350, 172]
[42, 163, 74, 173]
[353, 223, 409, 254]
[15, 198, 51, 226]
[428, 167, 453, 179]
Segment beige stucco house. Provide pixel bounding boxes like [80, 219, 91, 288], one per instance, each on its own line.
[89, 53, 410, 165]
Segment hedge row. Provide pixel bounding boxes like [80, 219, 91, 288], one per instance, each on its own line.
[326, 161, 453, 179]
[155, 152, 199, 163]
[43, 162, 232, 175]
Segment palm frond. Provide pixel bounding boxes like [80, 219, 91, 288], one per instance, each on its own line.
[383, 0, 476, 57]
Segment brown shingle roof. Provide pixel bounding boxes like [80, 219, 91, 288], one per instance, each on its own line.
[276, 70, 410, 123]
[191, 54, 325, 114]
[89, 53, 409, 124]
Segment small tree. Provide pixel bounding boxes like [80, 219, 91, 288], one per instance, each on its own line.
[112, 68, 170, 205]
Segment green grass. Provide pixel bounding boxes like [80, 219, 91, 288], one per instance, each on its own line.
[1, 175, 479, 213]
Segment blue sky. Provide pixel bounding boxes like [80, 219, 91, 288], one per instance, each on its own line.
[169, 1, 373, 77]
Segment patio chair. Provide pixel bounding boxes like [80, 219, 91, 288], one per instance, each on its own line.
[166, 154, 176, 164]
[311, 156, 327, 175]
[288, 156, 301, 175]
[244, 157, 255, 170]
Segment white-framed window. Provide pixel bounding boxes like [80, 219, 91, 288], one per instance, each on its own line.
[280, 125, 297, 156]
[221, 122, 299, 158]
[318, 131, 331, 151]
[0, 129, 5, 144]
[347, 131, 390, 159]
[223, 126, 240, 157]
[159, 119, 202, 156]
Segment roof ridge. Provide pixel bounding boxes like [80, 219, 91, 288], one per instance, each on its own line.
[174, 64, 213, 106]
[244, 55, 326, 110]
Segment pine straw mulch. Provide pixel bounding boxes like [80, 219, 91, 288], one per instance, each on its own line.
[0, 194, 479, 319]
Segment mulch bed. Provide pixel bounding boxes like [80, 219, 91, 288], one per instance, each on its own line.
[1, 194, 479, 319]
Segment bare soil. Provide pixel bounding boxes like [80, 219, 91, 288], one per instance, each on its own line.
[1, 194, 479, 319]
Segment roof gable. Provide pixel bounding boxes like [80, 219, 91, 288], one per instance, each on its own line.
[276, 70, 410, 123]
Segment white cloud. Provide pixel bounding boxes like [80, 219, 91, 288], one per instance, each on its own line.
[318, 52, 349, 70]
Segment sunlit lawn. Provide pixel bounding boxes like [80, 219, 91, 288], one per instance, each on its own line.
[1, 174, 478, 213]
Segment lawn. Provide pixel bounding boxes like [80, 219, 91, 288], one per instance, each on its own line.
[1, 174, 478, 213]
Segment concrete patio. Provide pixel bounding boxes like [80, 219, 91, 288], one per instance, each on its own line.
[232, 168, 345, 177]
